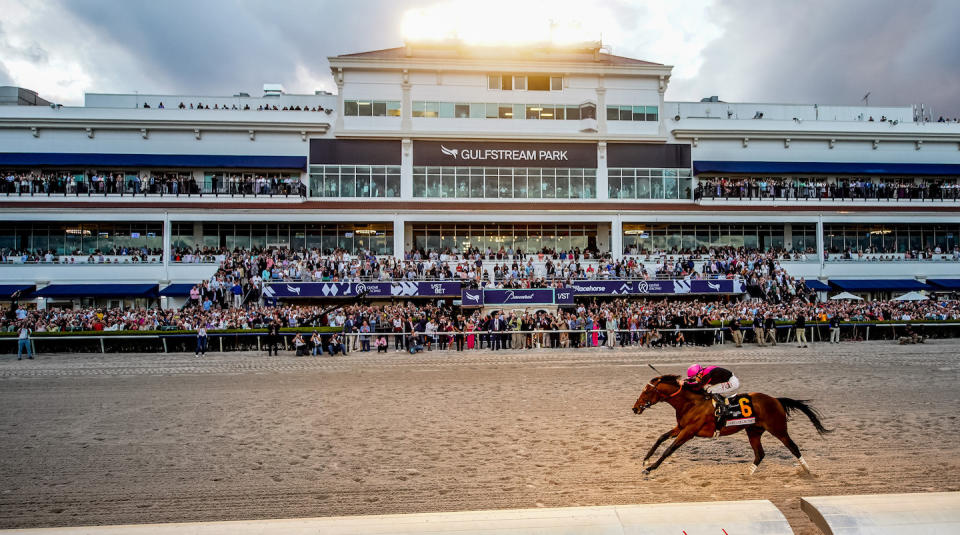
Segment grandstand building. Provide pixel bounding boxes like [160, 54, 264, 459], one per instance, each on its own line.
[1, 41, 959, 308]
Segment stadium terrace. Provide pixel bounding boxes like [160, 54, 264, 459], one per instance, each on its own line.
[0, 40, 959, 313]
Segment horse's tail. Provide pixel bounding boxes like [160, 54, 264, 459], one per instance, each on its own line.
[777, 397, 833, 436]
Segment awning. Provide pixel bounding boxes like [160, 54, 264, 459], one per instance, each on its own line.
[0, 284, 35, 298]
[805, 280, 831, 291]
[0, 153, 307, 170]
[693, 160, 960, 176]
[159, 283, 197, 297]
[35, 284, 158, 298]
[829, 279, 931, 292]
[927, 279, 960, 291]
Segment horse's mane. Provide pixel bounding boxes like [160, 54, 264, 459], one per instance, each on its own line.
[657, 374, 682, 385]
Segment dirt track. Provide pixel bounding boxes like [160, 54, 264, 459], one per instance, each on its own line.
[1, 341, 958, 534]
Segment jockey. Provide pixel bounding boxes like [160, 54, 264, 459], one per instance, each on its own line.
[685, 364, 740, 406]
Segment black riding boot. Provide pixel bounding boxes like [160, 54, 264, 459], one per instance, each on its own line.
[713, 395, 728, 437]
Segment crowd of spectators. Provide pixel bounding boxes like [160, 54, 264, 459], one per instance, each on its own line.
[1, 248, 161, 264]
[2, 171, 306, 197]
[695, 177, 960, 201]
[5, 297, 959, 355]
[143, 101, 329, 112]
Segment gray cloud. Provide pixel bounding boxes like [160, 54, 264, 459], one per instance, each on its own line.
[9, 0, 960, 117]
[673, 0, 960, 117]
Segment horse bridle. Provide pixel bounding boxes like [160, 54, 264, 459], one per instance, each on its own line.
[638, 380, 684, 410]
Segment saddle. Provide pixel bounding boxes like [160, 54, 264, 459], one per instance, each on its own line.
[711, 393, 755, 436]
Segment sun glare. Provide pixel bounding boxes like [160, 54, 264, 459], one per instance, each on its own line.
[401, 0, 603, 47]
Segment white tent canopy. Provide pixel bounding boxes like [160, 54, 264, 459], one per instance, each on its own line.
[830, 291, 863, 300]
[893, 291, 929, 301]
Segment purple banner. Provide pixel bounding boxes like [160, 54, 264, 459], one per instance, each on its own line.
[555, 288, 574, 305]
[483, 289, 556, 306]
[568, 279, 743, 296]
[264, 281, 462, 299]
[461, 289, 484, 307]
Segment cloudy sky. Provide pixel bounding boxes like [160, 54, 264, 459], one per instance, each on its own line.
[1, 0, 958, 116]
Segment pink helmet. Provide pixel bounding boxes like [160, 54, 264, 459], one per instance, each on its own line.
[687, 364, 703, 378]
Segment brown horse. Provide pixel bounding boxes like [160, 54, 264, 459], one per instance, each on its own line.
[632, 375, 830, 476]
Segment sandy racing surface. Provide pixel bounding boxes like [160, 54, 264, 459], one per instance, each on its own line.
[1, 341, 959, 534]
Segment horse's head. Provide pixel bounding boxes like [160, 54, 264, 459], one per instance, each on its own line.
[632, 375, 683, 415]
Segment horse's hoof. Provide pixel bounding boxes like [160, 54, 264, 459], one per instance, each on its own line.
[641, 469, 651, 478]
[748, 464, 758, 476]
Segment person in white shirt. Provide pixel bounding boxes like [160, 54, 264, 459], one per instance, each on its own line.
[195, 325, 208, 357]
[17, 323, 33, 360]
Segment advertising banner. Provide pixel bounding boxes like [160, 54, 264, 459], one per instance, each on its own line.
[414, 141, 597, 168]
[461, 289, 484, 307]
[568, 279, 744, 296]
[264, 281, 462, 299]
[483, 289, 556, 306]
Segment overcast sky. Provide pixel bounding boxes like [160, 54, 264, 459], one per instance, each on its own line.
[1, 0, 957, 116]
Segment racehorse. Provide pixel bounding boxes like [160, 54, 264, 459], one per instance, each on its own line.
[632, 375, 831, 476]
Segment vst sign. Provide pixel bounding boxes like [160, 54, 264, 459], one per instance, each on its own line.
[417, 141, 597, 168]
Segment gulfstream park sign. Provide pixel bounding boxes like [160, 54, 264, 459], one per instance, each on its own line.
[441, 145, 569, 162]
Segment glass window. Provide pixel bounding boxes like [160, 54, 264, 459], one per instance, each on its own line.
[357, 101, 372, 116]
[499, 171, 513, 198]
[580, 102, 596, 120]
[554, 106, 565, 120]
[566, 105, 580, 120]
[607, 106, 620, 121]
[620, 105, 632, 121]
[501, 75, 512, 91]
[541, 169, 555, 198]
[427, 168, 441, 197]
[555, 169, 569, 198]
[485, 173, 498, 198]
[646, 106, 658, 122]
[528, 75, 549, 91]
[632, 105, 645, 121]
[340, 169, 355, 197]
[513, 103, 525, 120]
[413, 168, 426, 197]
[488, 74, 500, 90]
[412, 101, 425, 118]
[499, 104, 513, 118]
[387, 101, 401, 117]
[514, 169, 528, 198]
[540, 105, 555, 119]
[526, 105, 540, 119]
[486, 103, 499, 119]
[424, 101, 439, 118]
[469, 103, 485, 118]
[456, 171, 470, 198]
[513, 76, 526, 90]
[372, 101, 387, 116]
[470, 169, 484, 197]
[441, 169, 455, 198]
[454, 103, 470, 118]
[439, 102, 455, 118]
[386, 167, 400, 197]
[344, 100, 358, 116]
[550, 76, 562, 90]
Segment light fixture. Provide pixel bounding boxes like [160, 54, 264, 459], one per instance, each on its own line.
[541, 113, 553, 117]
[504, 112, 513, 116]
[531, 107, 543, 111]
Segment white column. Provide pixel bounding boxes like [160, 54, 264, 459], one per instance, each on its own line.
[611, 215, 623, 260]
[596, 82, 607, 136]
[162, 212, 171, 281]
[392, 216, 405, 260]
[401, 69, 412, 133]
[784, 223, 793, 251]
[334, 68, 345, 133]
[401, 138, 413, 200]
[816, 216, 825, 277]
[596, 142, 608, 200]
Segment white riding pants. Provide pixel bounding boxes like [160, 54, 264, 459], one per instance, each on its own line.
[705, 375, 740, 397]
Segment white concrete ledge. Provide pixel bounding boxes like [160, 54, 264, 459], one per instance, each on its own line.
[1, 500, 793, 535]
[801, 492, 960, 535]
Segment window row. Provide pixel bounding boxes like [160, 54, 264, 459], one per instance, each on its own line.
[172, 223, 394, 255]
[307, 165, 401, 198]
[0, 222, 164, 255]
[412, 101, 596, 120]
[622, 224, 818, 254]
[823, 224, 960, 253]
[413, 223, 595, 254]
[606, 105, 659, 122]
[412, 167, 597, 199]
[608, 168, 694, 200]
[487, 74, 563, 91]
[342, 100, 402, 117]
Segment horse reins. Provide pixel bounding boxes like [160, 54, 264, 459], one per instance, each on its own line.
[641, 380, 684, 409]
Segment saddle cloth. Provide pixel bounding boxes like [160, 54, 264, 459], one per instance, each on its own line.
[715, 393, 756, 426]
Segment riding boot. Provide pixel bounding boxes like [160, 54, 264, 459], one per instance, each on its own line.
[713, 395, 728, 437]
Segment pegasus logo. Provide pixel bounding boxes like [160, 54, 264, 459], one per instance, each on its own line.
[707, 282, 721, 291]
[466, 292, 480, 303]
[286, 285, 301, 295]
[440, 145, 459, 158]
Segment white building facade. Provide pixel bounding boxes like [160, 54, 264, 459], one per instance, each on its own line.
[1, 42, 959, 305]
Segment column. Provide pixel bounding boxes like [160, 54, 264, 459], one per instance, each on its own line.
[162, 213, 172, 281]
[783, 223, 793, 251]
[816, 216, 825, 277]
[401, 138, 413, 200]
[401, 69, 412, 133]
[392, 217, 405, 260]
[596, 81, 607, 136]
[334, 68, 345, 133]
[596, 142, 608, 200]
[611, 215, 623, 260]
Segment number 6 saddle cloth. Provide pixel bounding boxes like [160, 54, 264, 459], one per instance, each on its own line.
[715, 393, 756, 427]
